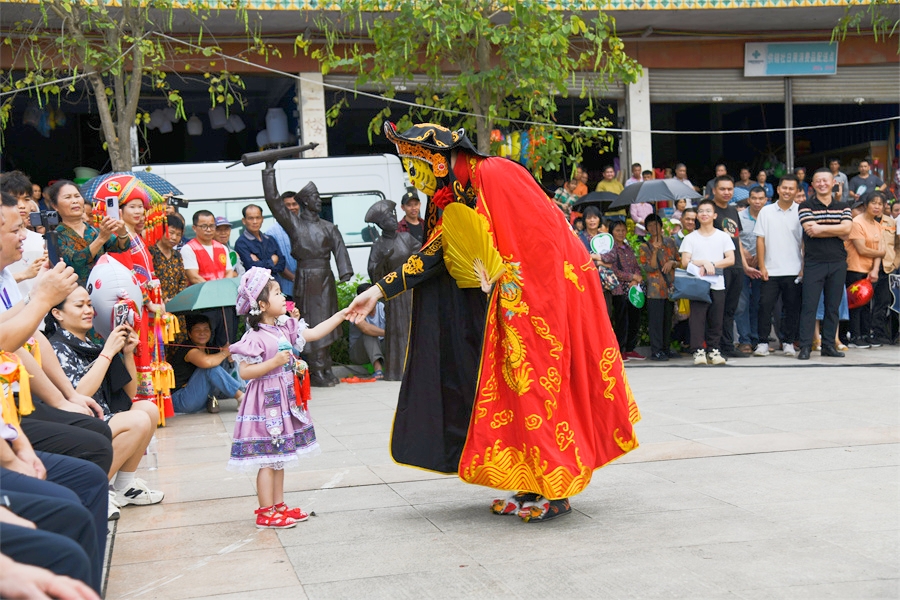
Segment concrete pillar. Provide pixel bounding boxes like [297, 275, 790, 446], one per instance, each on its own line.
[625, 67, 653, 172]
[297, 72, 328, 158]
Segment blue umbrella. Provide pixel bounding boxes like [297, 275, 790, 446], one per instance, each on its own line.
[732, 187, 750, 202]
[80, 171, 183, 202]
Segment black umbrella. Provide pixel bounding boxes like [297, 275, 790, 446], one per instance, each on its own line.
[572, 191, 620, 211]
[609, 179, 701, 209]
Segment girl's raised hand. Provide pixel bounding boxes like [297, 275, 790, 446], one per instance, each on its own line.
[289, 307, 301, 320]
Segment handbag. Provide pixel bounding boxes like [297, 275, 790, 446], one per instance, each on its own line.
[671, 269, 712, 303]
[598, 265, 619, 291]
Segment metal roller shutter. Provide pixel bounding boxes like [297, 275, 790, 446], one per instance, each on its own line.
[649, 69, 784, 103]
[792, 64, 900, 103]
[649, 65, 899, 103]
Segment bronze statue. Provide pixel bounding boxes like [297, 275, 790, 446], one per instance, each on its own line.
[263, 169, 353, 387]
[365, 199, 419, 381]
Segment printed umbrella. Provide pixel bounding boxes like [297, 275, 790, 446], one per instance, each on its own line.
[609, 179, 701, 209]
[80, 170, 183, 202]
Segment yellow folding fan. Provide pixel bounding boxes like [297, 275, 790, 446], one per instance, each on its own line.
[441, 203, 505, 291]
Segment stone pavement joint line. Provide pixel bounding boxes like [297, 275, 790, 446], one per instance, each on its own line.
[107, 347, 899, 599]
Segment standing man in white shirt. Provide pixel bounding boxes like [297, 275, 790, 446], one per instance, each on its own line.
[753, 174, 804, 357]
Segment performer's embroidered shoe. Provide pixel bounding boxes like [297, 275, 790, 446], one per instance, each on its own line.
[519, 498, 571, 522]
[491, 491, 540, 515]
[255, 506, 297, 529]
[274, 502, 309, 522]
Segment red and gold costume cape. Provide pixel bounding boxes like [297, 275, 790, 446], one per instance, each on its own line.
[377, 153, 639, 500]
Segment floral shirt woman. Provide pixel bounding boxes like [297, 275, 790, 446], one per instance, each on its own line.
[639, 236, 679, 299]
[601, 237, 641, 295]
[149, 244, 189, 303]
[57, 223, 122, 285]
[47, 180, 126, 286]
[49, 328, 134, 421]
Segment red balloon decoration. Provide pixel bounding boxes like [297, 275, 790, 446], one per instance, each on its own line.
[847, 278, 874, 310]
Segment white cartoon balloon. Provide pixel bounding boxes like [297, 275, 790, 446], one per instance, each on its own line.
[86, 255, 142, 339]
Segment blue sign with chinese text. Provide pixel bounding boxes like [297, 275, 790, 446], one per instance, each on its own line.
[745, 42, 838, 77]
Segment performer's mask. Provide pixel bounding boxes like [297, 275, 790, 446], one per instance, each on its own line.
[403, 158, 441, 196]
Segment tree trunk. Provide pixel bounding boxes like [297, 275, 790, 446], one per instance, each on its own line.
[474, 34, 493, 154]
[87, 73, 129, 171]
[476, 114, 492, 155]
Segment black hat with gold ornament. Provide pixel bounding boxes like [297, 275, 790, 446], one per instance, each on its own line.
[383, 122, 483, 179]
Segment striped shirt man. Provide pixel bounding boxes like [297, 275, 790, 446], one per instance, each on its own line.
[798, 195, 852, 264]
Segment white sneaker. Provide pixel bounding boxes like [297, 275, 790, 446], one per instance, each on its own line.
[753, 343, 770, 357]
[781, 343, 797, 356]
[708, 349, 727, 365]
[693, 349, 708, 365]
[115, 478, 164, 506]
[107, 490, 121, 521]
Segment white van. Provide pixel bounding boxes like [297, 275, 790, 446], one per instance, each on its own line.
[135, 154, 412, 277]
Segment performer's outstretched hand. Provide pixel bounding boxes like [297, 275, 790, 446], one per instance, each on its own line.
[346, 285, 383, 324]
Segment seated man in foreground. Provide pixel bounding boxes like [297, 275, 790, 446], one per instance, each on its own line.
[347, 284, 386, 380]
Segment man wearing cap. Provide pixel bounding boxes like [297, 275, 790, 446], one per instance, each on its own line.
[261, 177, 353, 387]
[346, 122, 640, 522]
[213, 216, 244, 277]
[397, 190, 424, 244]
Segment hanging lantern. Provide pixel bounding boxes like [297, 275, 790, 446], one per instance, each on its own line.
[208, 106, 228, 130]
[186, 115, 203, 136]
[265, 108, 289, 145]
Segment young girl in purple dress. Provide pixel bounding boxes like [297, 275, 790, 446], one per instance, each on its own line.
[228, 267, 347, 529]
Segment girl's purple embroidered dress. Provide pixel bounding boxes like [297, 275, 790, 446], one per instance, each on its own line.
[227, 318, 319, 472]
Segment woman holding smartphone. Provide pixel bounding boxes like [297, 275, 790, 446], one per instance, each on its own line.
[46, 285, 165, 512]
[47, 180, 127, 285]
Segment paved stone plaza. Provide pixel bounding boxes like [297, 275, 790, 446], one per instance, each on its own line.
[107, 347, 899, 599]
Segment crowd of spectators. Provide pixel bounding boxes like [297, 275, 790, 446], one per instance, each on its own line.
[0, 154, 897, 592]
[557, 158, 900, 364]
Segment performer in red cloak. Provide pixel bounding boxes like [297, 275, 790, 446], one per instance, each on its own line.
[348, 123, 640, 522]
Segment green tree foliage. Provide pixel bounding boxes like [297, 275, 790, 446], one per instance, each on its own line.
[831, 0, 899, 54]
[302, 0, 642, 177]
[0, 0, 277, 170]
